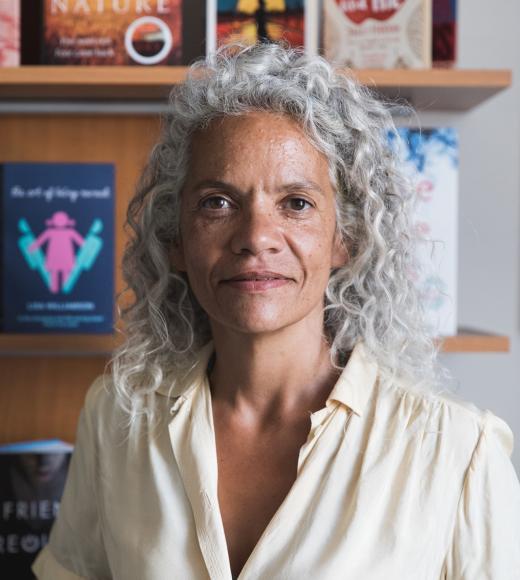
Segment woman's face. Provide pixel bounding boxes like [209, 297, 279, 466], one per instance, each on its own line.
[171, 112, 347, 336]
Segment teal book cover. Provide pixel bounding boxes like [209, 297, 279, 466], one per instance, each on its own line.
[1, 162, 115, 333]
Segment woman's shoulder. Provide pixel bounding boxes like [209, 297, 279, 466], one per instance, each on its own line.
[83, 373, 118, 416]
[433, 389, 514, 457]
[80, 372, 174, 443]
[383, 378, 514, 459]
[79, 373, 130, 443]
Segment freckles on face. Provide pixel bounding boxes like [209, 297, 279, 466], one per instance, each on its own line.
[172, 112, 347, 335]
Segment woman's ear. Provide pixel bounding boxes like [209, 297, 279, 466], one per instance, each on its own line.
[331, 232, 349, 269]
[169, 241, 187, 272]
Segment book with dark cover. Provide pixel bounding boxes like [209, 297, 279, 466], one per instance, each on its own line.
[0, 440, 73, 580]
[432, 0, 456, 67]
[43, 0, 183, 65]
[1, 162, 115, 333]
[20, 0, 43, 64]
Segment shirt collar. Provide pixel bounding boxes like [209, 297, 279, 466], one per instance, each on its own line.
[156, 340, 378, 417]
[156, 341, 214, 398]
[325, 342, 379, 416]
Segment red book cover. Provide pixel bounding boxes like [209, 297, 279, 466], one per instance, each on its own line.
[0, 0, 20, 66]
[43, 0, 182, 65]
[432, 0, 456, 67]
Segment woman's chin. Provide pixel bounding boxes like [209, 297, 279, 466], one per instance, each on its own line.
[210, 309, 296, 337]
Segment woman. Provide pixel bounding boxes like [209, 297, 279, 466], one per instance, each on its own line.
[33, 43, 520, 579]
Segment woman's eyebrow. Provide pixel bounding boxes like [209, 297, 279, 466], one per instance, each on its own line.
[191, 179, 325, 196]
[281, 181, 325, 197]
[189, 180, 243, 196]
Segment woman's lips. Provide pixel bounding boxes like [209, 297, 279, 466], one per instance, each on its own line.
[224, 279, 290, 292]
[221, 272, 291, 292]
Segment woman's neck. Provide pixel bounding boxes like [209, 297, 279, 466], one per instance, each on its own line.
[208, 317, 340, 427]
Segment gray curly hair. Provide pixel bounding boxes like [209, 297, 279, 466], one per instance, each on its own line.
[109, 42, 451, 426]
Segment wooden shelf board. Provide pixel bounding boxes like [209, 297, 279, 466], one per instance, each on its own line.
[0, 329, 509, 355]
[353, 69, 512, 110]
[438, 329, 510, 353]
[352, 68, 512, 88]
[0, 333, 122, 355]
[0, 66, 188, 100]
[0, 67, 512, 109]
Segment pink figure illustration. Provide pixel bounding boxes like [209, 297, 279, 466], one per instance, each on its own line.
[28, 211, 85, 294]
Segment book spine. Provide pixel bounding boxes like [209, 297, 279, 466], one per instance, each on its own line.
[206, 0, 216, 56]
[181, 0, 205, 64]
[305, 0, 319, 56]
[432, 0, 456, 67]
[0, 164, 4, 331]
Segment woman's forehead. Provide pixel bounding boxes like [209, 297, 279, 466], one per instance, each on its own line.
[187, 112, 332, 184]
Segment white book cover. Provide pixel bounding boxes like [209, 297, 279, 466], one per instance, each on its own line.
[390, 127, 458, 337]
[206, 0, 318, 56]
[324, 0, 432, 69]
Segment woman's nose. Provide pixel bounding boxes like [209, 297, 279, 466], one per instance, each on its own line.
[229, 203, 284, 256]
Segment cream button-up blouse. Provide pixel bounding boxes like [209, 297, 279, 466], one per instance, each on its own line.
[32, 342, 520, 579]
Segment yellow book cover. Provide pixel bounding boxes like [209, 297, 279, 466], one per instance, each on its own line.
[207, 0, 318, 56]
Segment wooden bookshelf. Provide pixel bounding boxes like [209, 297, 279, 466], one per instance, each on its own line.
[0, 65, 513, 446]
[0, 355, 107, 444]
[0, 66, 512, 110]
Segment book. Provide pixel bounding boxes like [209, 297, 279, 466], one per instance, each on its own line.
[20, 0, 44, 64]
[207, 0, 319, 56]
[0, 0, 20, 66]
[0, 439, 73, 580]
[389, 127, 458, 337]
[43, 0, 183, 65]
[432, 0, 456, 67]
[1, 162, 115, 333]
[323, 0, 432, 69]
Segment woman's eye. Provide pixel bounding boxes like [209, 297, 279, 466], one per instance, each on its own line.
[286, 197, 312, 211]
[201, 196, 232, 210]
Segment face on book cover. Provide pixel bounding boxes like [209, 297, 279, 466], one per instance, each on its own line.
[170, 112, 348, 337]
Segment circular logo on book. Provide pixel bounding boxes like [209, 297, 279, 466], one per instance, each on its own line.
[124, 16, 173, 65]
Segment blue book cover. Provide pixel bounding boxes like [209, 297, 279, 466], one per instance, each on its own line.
[1, 162, 115, 333]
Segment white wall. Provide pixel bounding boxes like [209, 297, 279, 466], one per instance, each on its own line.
[421, 0, 520, 473]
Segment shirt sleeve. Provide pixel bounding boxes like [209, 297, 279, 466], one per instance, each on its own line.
[32, 377, 112, 580]
[443, 410, 520, 579]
